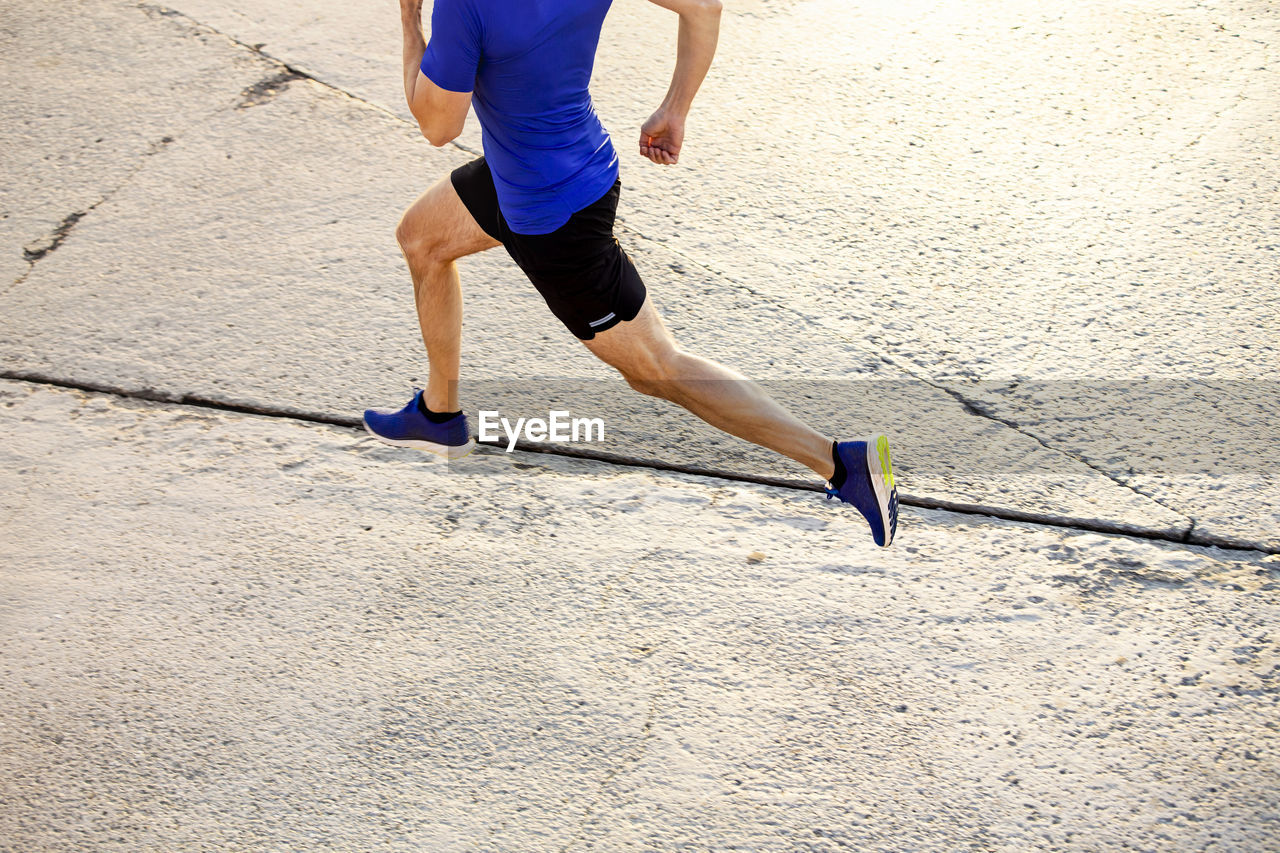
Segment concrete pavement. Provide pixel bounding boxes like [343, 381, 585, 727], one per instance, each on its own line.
[2, 379, 1278, 851]
[3, 0, 1277, 546]
[1, 0, 1278, 849]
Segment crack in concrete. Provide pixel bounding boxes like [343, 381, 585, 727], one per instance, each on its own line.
[1183, 87, 1255, 151]
[5, 135, 176, 296]
[918, 378, 1195, 530]
[1184, 3, 1275, 148]
[2, 370, 1275, 555]
[22, 211, 85, 264]
[236, 69, 306, 109]
[619, 229, 1198, 536]
[139, 1, 487, 165]
[9, 209, 93, 293]
[137, 2, 413, 127]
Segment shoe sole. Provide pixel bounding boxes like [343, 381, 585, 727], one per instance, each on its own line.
[362, 420, 476, 460]
[865, 434, 898, 547]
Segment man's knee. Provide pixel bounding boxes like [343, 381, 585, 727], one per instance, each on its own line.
[616, 347, 681, 399]
[396, 202, 453, 266]
[395, 208, 432, 257]
[623, 372, 662, 398]
[583, 300, 687, 398]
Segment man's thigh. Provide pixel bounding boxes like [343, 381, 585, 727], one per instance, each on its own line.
[399, 173, 500, 262]
[503, 181, 647, 340]
[580, 296, 677, 376]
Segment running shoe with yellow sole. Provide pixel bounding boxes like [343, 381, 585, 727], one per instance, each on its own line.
[827, 436, 899, 547]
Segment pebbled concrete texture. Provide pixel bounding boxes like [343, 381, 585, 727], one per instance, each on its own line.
[2, 0, 1269, 542]
[2, 0, 1279, 848]
[0, 2, 266, 292]
[147, 0, 1280, 379]
[2, 380, 1278, 852]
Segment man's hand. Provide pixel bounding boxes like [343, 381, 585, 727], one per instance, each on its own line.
[640, 0, 720, 166]
[640, 109, 685, 165]
[400, 0, 427, 101]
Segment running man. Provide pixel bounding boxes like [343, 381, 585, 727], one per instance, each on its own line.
[363, 0, 899, 547]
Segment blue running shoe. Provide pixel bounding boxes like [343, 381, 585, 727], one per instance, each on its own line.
[362, 390, 475, 459]
[827, 436, 899, 547]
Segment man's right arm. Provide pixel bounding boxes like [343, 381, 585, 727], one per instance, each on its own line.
[401, 0, 474, 147]
[640, 0, 723, 165]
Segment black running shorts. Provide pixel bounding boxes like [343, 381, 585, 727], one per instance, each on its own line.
[450, 157, 647, 340]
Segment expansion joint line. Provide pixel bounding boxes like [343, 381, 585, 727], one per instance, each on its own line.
[3, 371, 1276, 556]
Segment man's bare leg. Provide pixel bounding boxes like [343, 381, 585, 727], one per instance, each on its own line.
[583, 298, 836, 480]
[395, 176, 499, 412]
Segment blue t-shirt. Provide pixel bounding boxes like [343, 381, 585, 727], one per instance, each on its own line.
[421, 0, 619, 235]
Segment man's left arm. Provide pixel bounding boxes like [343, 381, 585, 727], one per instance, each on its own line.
[639, 0, 723, 165]
[401, 0, 473, 147]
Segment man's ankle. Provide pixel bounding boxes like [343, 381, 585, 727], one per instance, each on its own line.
[829, 441, 848, 488]
[417, 394, 461, 423]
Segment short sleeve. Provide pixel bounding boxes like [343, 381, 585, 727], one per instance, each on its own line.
[420, 0, 482, 94]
